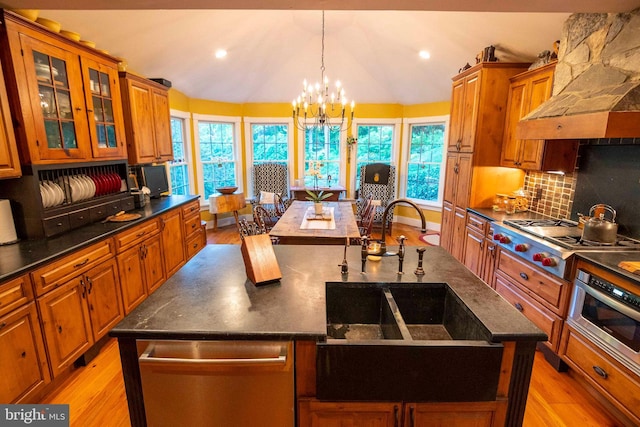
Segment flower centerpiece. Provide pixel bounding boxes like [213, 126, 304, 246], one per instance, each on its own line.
[346, 136, 357, 161]
[305, 189, 333, 215]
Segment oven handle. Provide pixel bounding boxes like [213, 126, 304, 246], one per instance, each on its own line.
[574, 280, 640, 323]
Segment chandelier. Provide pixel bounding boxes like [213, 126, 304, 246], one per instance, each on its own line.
[292, 11, 355, 132]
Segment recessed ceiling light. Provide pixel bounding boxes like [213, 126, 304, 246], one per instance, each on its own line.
[419, 50, 431, 60]
[215, 49, 227, 59]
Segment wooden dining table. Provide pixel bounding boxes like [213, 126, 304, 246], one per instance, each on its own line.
[269, 200, 360, 245]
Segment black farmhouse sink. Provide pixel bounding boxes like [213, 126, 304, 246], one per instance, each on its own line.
[317, 282, 504, 402]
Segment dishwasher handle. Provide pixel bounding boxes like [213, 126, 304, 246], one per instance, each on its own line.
[139, 341, 290, 373]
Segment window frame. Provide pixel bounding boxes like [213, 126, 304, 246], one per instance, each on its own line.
[166, 109, 194, 197]
[193, 113, 243, 207]
[297, 126, 346, 189]
[400, 115, 450, 209]
[349, 118, 402, 196]
[244, 117, 294, 198]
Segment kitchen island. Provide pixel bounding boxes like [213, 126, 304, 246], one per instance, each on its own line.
[110, 244, 546, 427]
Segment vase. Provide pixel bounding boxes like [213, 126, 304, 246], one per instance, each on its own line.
[314, 202, 323, 215]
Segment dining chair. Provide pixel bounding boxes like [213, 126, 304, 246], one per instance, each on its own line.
[249, 163, 290, 219]
[356, 163, 396, 235]
[253, 206, 277, 232]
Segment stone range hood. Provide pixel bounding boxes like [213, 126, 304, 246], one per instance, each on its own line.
[518, 10, 640, 140]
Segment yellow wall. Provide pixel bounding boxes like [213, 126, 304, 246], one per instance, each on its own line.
[169, 89, 450, 227]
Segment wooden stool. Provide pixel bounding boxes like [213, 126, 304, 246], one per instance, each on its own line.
[209, 192, 246, 230]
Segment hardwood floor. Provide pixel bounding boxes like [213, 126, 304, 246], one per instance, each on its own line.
[39, 223, 621, 427]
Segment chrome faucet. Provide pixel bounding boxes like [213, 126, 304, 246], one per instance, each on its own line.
[360, 199, 427, 274]
[374, 198, 427, 256]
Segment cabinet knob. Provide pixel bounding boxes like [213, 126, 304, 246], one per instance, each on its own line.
[514, 302, 524, 312]
[592, 365, 608, 379]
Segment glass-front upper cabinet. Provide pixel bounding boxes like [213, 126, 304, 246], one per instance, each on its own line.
[81, 57, 126, 159]
[21, 34, 91, 162]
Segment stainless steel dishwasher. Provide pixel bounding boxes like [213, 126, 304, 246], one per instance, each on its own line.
[138, 340, 294, 427]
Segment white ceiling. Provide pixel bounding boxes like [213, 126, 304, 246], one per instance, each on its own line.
[3, 1, 639, 105]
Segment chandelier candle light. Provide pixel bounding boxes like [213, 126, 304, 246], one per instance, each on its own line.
[292, 11, 355, 132]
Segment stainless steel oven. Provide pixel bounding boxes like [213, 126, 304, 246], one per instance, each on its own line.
[567, 269, 640, 377]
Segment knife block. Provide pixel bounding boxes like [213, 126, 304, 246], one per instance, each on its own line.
[240, 234, 282, 285]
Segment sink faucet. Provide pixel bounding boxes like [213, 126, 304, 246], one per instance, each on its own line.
[360, 199, 426, 273]
[374, 198, 427, 256]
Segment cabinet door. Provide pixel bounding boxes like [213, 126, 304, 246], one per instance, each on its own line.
[450, 207, 467, 262]
[0, 57, 21, 178]
[447, 78, 466, 151]
[19, 34, 91, 162]
[80, 57, 127, 159]
[143, 234, 166, 295]
[463, 226, 484, 277]
[126, 80, 157, 164]
[0, 303, 50, 403]
[37, 278, 93, 377]
[454, 154, 473, 209]
[298, 399, 400, 427]
[405, 402, 495, 427]
[85, 259, 123, 341]
[440, 201, 454, 253]
[443, 154, 458, 204]
[500, 80, 527, 168]
[459, 72, 480, 153]
[117, 245, 147, 314]
[152, 88, 173, 161]
[161, 209, 186, 278]
[481, 234, 498, 287]
[518, 68, 554, 170]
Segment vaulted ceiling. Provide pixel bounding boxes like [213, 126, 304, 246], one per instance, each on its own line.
[3, 0, 638, 105]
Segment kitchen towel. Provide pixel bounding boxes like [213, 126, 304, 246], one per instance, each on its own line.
[0, 199, 18, 244]
[299, 207, 336, 230]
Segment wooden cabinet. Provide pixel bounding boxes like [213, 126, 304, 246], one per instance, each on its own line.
[492, 249, 570, 353]
[0, 11, 127, 164]
[462, 213, 498, 286]
[182, 199, 205, 261]
[160, 209, 186, 278]
[36, 257, 123, 377]
[298, 399, 503, 427]
[0, 272, 50, 404]
[441, 63, 528, 260]
[500, 62, 578, 172]
[560, 325, 640, 426]
[0, 54, 21, 178]
[119, 72, 172, 165]
[404, 402, 501, 427]
[447, 70, 480, 153]
[116, 220, 166, 313]
[298, 399, 400, 427]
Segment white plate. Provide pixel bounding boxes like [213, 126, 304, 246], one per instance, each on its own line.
[69, 176, 82, 202]
[45, 180, 63, 206]
[41, 182, 55, 207]
[53, 181, 65, 205]
[39, 183, 50, 208]
[81, 174, 96, 198]
[74, 175, 88, 200]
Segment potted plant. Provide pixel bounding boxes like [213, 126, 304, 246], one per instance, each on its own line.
[305, 189, 333, 215]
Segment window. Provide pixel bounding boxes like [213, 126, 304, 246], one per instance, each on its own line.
[251, 123, 289, 164]
[352, 120, 400, 190]
[401, 116, 449, 206]
[303, 126, 341, 188]
[167, 111, 192, 196]
[193, 114, 242, 202]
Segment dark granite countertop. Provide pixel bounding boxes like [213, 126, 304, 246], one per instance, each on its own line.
[109, 244, 547, 343]
[575, 251, 640, 287]
[0, 195, 199, 282]
[468, 207, 553, 223]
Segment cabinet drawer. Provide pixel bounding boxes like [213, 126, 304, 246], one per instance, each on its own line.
[42, 214, 70, 237]
[494, 272, 559, 351]
[186, 229, 205, 259]
[183, 214, 202, 240]
[31, 239, 115, 296]
[466, 212, 487, 235]
[114, 219, 160, 253]
[0, 275, 34, 317]
[69, 209, 92, 229]
[561, 326, 640, 424]
[181, 200, 200, 219]
[496, 250, 566, 313]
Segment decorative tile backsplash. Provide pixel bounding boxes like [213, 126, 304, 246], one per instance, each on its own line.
[523, 171, 576, 219]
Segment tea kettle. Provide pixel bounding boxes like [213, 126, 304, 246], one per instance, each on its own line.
[581, 204, 618, 244]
